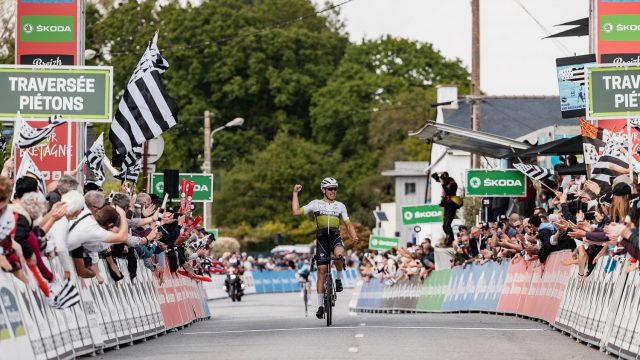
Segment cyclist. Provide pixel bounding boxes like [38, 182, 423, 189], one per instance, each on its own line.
[291, 177, 359, 319]
[296, 259, 312, 309]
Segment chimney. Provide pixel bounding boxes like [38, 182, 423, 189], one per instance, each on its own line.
[437, 85, 458, 109]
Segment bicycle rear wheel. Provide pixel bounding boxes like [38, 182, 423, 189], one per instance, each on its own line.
[303, 285, 308, 316]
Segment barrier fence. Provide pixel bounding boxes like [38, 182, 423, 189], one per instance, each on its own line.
[350, 250, 640, 359]
[0, 256, 210, 360]
[202, 268, 360, 300]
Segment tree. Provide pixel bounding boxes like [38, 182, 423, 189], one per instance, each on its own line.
[214, 131, 340, 227]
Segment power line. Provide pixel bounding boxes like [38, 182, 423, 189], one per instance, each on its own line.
[512, 0, 573, 56]
[109, 0, 355, 56]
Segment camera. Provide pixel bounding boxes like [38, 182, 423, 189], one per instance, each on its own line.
[584, 212, 596, 221]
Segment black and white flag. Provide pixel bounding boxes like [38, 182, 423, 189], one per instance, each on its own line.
[0, 133, 6, 161]
[109, 32, 178, 167]
[13, 113, 65, 149]
[14, 152, 46, 195]
[85, 133, 106, 185]
[114, 146, 142, 182]
[513, 163, 554, 181]
[48, 280, 80, 309]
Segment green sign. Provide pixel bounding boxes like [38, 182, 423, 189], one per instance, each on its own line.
[150, 173, 213, 202]
[601, 15, 640, 42]
[21, 16, 74, 42]
[0, 65, 113, 121]
[401, 204, 442, 226]
[369, 235, 400, 251]
[466, 169, 526, 197]
[587, 66, 640, 118]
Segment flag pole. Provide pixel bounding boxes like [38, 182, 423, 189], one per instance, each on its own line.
[627, 113, 634, 176]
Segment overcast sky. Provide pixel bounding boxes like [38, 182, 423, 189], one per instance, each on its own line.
[327, 0, 589, 96]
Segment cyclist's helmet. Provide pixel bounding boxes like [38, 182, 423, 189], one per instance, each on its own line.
[320, 177, 338, 190]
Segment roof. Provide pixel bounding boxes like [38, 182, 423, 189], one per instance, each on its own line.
[409, 121, 529, 158]
[442, 97, 571, 139]
[381, 161, 430, 177]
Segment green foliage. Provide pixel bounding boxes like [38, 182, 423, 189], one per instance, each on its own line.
[214, 131, 339, 227]
[0, 0, 471, 243]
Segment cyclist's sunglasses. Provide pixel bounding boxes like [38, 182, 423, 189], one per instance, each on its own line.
[324, 187, 338, 192]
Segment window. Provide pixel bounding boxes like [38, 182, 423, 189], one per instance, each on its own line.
[405, 182, 416, 195]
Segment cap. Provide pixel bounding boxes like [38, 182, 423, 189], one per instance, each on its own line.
[497, 214, 508, 222]
[612, 182, 632, 197]
[195, 226, 205, 231]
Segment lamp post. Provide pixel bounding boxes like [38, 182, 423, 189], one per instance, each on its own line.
[203, 112, 244, 228]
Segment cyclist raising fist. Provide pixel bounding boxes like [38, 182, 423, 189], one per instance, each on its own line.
[292, 177, 359, 319]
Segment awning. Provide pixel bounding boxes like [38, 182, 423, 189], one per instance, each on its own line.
[408, 121, 530, 158]
[557, 163, 587, 176]
[503, 135, 583, 159]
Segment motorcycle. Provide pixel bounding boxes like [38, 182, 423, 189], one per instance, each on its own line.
[225, 266, 245, 302]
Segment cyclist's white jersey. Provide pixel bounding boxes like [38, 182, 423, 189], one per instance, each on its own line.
[302, 199, 350, 235]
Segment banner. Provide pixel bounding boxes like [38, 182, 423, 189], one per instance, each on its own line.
[400, 204, 442, 225]
[556, 54, 596, 118]
[16, 0, 80, 67]
[466, 169, 526, 197]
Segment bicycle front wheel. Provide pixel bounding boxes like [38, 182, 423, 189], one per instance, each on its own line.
[303, 286, 308, 316]
[325, 280, 333, 326]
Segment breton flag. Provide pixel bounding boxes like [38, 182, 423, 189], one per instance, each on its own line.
[109, 32, 179, 167]
[114, 146, 142, 182]
[580, 119, 631, 191]
[513, 162, 554, 181]
[14, 152, 46, 195]
[0, 132, 6, 161]
[85, 133, 106, 185]
[48, 280, 80, 309]
[13, 113, 65, 149]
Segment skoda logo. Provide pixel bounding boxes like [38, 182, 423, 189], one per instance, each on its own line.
[603, 23, 613, 33]
[371, 239, 378, 246]
[403, 211, 413, 221]
[23, 23, 33, 34]
[469, 177, 481, 189]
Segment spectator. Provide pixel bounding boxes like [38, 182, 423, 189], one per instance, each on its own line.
[432, 171, 460, 247]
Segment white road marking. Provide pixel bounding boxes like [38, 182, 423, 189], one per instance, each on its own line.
[349, 312, 358, 316]
[360, 323, 366, 326]
[348, 347, 359, 353]
[182, 325, 545, 336]
[355, 333, 364, 338]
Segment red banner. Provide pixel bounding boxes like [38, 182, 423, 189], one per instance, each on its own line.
[15, 0, 80, 185]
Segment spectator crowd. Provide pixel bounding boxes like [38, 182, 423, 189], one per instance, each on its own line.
[0, 159, 220, 299]
[359, 167, 640, 289]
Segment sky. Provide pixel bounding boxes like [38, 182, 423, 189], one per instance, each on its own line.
[326, 0, 589, 96]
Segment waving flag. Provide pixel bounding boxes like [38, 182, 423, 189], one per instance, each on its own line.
[85, 133, 106, 185]
[114, 146, 142, 182]
[14, 152, 46, 195]
[513, 163, 554, 181]
[13, 114, 65, 149]
[48, 280, 80, 309]
[109, 32, 179, 167]
[580, 119, 630, 191]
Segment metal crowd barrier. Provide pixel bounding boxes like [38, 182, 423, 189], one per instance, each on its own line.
[0, 256, 210, 360]
[350, 250, 640, 358]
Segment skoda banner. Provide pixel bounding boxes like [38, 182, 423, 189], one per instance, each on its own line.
[401, 204, 443, 226]
[597, 1, 640, 63]
[369, 235, 400, 252]
[587, 65, 640, 119]
[150, 173, 213, 202]
[466, 169, 526, 197]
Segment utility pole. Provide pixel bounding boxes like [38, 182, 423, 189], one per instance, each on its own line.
[203, 110, 212, 229]
[471, 0, 481, 168]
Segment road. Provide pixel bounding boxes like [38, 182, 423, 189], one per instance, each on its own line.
[92, 289, 609, 360]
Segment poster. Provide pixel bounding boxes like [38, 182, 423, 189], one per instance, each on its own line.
[556, 54, 596, 119]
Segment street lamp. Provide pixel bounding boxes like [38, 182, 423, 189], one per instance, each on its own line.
[203, 112, 244, 228]
[210, 117, 244, 145]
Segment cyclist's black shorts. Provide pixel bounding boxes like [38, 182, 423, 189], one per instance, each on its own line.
[299, 273, 310, 281]
[316, 233, 344, 266]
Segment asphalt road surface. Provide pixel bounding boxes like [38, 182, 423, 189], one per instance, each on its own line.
[92, 289, 609, 360]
